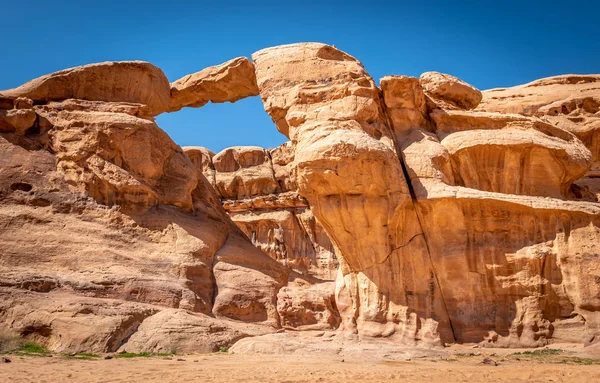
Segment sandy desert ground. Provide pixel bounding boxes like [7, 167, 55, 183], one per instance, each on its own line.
[2, 346, 600, 383]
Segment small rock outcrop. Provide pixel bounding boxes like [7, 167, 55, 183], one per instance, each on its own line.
[212, 146, 281, 199]
[1, 61, 171, 116]
[478, 75, 600, 201]
[420, 71, 483, 110]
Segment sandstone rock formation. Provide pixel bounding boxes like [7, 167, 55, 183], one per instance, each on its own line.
[169, 57, 259, 112]
[478, 75, 600, 201]
[381, 74, 599, 347]
[183, 143, 339, 281]
[0, 61, 329, 353]
[0, 114, 286, 352]
[253, 43, 453, 345]
[1, 61, 171, 116]
[277, 274, 339, 330]
[253, 42, 600, 348]
[182, 146, 217, 188]
[1, 42, 599, 354]
[420, 71, 482, 110]
[213, 146, 281, 199]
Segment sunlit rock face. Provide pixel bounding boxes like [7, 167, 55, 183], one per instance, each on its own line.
[253, 43, 453, 345]
[1, 42, 599, 353]
[0, 61, 293, 354]
[1, 61, 172, 116]
[253, 42, 600, 347]
[385, 74, 599, 345]
[477, 75, 600, 202]
[169, 57, 259, 112]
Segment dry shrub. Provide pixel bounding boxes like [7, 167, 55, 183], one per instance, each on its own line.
[0, 328, 22, 353]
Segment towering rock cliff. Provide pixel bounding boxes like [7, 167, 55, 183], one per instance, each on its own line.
[252, 43, 600, 347]
[1, 43, 599, 353]
[252, 44, 453, 345]
[382, 72, 599, 347]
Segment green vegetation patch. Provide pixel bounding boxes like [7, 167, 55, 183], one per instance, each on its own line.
[115, 352, 172, 358]
[507, 349, 600, 365]
[556, 356, 600, 365]
[512, 349, 563, 356]
[4, 341, 52, 357]
[20, 342, 49, 354]
[64, 352, 101, 360]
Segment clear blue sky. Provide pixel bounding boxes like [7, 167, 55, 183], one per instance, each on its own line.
[1, 1, 598, 153]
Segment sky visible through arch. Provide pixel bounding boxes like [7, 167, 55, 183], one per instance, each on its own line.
[1, 0, 598, 153]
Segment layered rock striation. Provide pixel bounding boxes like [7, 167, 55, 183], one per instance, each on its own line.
[252, 43, 600, 347]
[478, 75, 600, 201]
[0, 58, 339, 354]
[1, 43, 599, 354]
[183, 143, 338, 281]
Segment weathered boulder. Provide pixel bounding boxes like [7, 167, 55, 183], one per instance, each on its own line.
[31, 101, 198, 211]
[0, 94, 14, 109]
[380, 75, 431, 133]
[1, 61, 171, 116]
[212, 233, 289, 326]
[183, 146, 217, 188]
[270, 141, 297, 192]
[478, 74, 600, 200]
[430, 109, 592, 198]
[212, 146, 281, 199]
[0, 109, 36, 135]
[0, 292, 158, 353]
[478, 75, 600, 115]
[116, 309, 260, 354]
[169, 57, 259, 112]
[420, 71, 483, 110]
[277, 274, 340, 330]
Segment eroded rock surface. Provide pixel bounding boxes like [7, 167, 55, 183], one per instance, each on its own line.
[420, 71, 483, 110]
[253, 43, 600, 348]
[253, 43, 453, 345]
[1, 44, 599, 354]
[0, 63, 293, 352]
[478, 75, 600, 201]
[1, 61, 171, 116]
[169, 57, 259, 112]
[183, 143, 339, 281]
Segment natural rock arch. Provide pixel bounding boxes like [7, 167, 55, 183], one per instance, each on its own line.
[1, 42, 599, 354]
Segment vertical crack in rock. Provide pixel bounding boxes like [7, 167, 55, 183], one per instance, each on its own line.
[379, 93, 458, 342]
[210, 232, 226, 315]
[252, 43, 456, 344]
